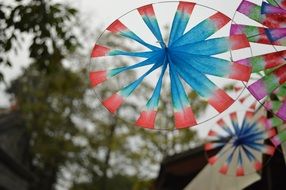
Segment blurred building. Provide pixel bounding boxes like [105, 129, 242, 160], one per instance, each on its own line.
[0, 111, 35, 190]
[153, 145, 286, 190]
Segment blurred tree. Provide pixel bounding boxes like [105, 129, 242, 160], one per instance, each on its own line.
[2, 0, 83, 189]
[7, 64, 89, 190]
[0, 0, 79, 80]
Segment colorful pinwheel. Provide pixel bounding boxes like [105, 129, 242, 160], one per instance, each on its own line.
[269, 117, 286, 147]
[263, 112, 286, 149]
[90, 2, 251, 129]
[205, 109, 276, 176]
[234, 84, 286, 156]
[231, 0, 286, 122]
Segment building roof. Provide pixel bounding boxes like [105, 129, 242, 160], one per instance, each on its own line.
[153, 145, 209, 190]
[153, 144, 286, 190]
[0, 112, 35, 185]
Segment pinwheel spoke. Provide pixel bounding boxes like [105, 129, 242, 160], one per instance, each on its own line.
[91, 44, 161, 58]
[136, 62, 168, 129]
[89, 53, 163, 88]
[172, 12, 230, 47]
[172, 35, 249, 55]
[107, 19, 161, 51]
[248, 65, 286, 100]
[171, 52, 251, 81]
[169, 2, 195, 45]
[138, 4, 165, 48]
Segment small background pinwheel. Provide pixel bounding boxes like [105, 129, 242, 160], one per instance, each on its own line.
[205, 107, 276, 176]
[89, 1, 252, 130]
[232, 83, 286, 165]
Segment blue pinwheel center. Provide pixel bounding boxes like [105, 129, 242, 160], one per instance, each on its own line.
[159, 45, 179, 67]
[229, 120, 268, 156]
[232, 121, 258, 146]
[205, 111, 276, 176]
[233, 138, 244, 147]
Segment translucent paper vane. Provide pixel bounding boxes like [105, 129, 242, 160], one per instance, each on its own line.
[268, 116, 286, 148]
[231, 0, 286, 122]
[205, 109, 276, 176]
[259, 109, 286, 158]
[90, 1, 252, 129]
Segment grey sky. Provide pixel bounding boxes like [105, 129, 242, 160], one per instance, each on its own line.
[0, 0, 264, 137]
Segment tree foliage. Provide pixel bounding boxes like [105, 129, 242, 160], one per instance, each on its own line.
[8, 64, 88, 190]
[0, 0, 79, 79]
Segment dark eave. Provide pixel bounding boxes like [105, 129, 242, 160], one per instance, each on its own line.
[0, 111, 36, 182]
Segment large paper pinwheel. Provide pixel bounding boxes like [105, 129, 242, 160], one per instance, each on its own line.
[90, 2, 251, 129]
[205, 109, 276, 176]
[231, 0, 286, 122]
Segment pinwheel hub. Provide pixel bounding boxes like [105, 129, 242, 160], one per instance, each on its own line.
[233, 137, 244, 146]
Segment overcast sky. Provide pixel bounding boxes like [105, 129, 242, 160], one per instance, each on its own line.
[1, 0, 264, 137]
